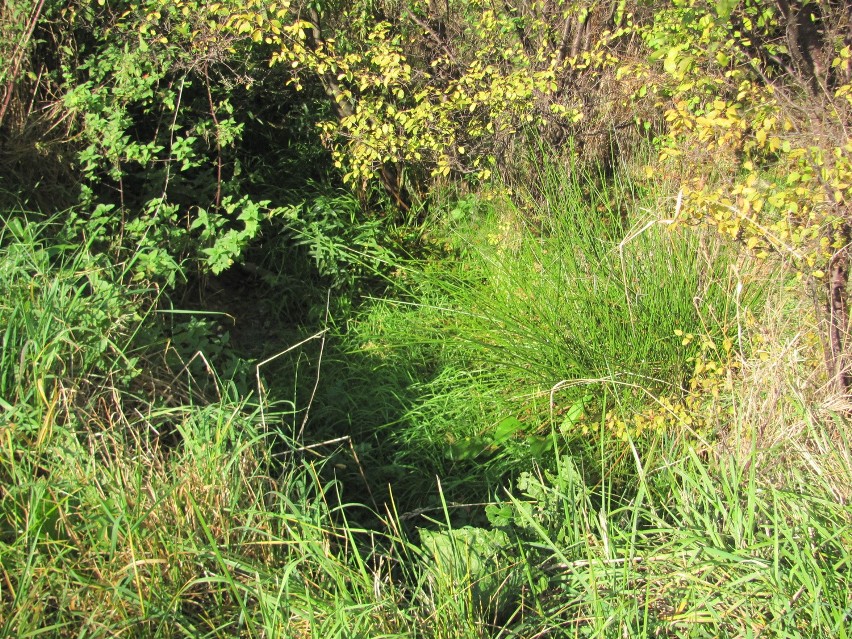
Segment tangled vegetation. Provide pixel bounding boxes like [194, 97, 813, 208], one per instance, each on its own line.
[1, 1, 851, 637]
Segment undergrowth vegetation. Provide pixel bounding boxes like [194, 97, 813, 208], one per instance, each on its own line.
[324, 156, 762, 501]
[3, 166, 851, 637]
[2, 0, 852, 637]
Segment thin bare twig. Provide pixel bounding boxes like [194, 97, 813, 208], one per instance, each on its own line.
[256, 330, 328, 432]
[297, 290, 331, 441]
[203, 63, 222, 209]
[0, 0, 46, 129]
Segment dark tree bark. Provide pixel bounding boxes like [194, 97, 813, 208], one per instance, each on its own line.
[826, 226, 852, 395]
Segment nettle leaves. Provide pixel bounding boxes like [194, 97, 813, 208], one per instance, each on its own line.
[191, 196, 269, 275]
[61, 0, 282, 281]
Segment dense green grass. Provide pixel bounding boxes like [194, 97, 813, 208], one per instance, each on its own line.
[326, 157, 765, 504]
[1, 177, 850, 638]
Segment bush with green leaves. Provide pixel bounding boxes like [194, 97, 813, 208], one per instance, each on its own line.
[3, 1, 345, 285]
[55, 1, 278, 279]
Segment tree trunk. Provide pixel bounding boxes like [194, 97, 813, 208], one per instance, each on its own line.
[307, 9, 410, 212]
[827, 236, 852, 395]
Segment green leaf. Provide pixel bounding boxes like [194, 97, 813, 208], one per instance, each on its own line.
[419, 526, 516, 612]
[559, 394, 593, 434]
[485, 504, 514, 527]
[664, 47, 681, 75]
[715, 0, 739, 21]
[447, 437, 490, 460]
[527, 436, 553, 457]
[493, 416, 523, 444]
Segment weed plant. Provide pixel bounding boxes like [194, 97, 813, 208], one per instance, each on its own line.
[0, 210, 406, 636]
[487, 418, 852, 638]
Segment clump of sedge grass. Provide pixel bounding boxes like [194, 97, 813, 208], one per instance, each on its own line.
[346, 152, 765, 493]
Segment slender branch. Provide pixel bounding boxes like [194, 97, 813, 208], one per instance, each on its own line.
[0, 0, 47, 129]
[203, 63, 222, 209]
[403, 6, 457, 65]
[297, 290, 330, 441]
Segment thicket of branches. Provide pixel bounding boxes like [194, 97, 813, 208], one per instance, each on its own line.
[2, 0, 851, 388]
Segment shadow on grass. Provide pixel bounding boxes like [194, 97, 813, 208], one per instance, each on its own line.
[169, 260, 501, 532]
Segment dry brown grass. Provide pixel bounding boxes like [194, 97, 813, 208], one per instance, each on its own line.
[717, 281, 852, 502]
